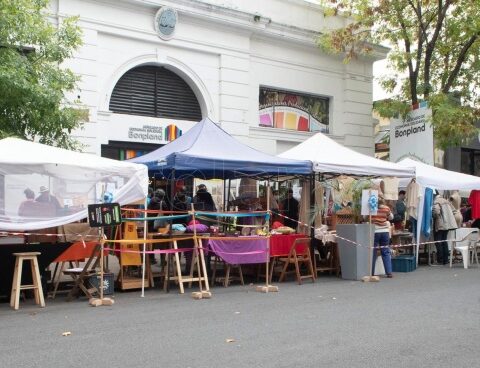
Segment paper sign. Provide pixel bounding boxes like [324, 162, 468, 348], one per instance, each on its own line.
[361, 190, 378, 216]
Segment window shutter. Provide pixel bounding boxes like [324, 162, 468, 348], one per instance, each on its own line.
[110, 66, 202, 121]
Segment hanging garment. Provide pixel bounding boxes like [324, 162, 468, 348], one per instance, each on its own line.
[468, 190, 480, 219]
[422, 187, 434, 238]
[297, 181, 311, 235]
[382, 177, 400, 200]
[406, 180, 421, 219]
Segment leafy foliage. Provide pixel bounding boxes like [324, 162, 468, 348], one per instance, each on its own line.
[319, 0, 480, 148]
[0, 0, 86, 149]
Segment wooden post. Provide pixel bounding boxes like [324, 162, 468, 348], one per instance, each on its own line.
[257, 179, 278, 293]
[190, 203, 212, 299]
[89, 233, 115, 306]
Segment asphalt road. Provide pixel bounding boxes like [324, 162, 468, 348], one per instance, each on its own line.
[0, 266, 478, 368]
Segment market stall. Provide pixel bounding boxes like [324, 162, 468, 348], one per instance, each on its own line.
[279, 132, 416, 280]
[129, 117, 313, 292]
[398, 158, 480, 265]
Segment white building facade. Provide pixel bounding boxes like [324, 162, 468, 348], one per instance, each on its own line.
[51, 0, 387, 159]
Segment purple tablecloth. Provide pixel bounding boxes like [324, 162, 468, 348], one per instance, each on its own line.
[207, 236, 268, 265]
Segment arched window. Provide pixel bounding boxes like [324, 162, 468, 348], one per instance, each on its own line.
[109, 65, 202, 121]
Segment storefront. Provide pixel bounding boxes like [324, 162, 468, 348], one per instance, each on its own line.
[53, 0, 386, 158]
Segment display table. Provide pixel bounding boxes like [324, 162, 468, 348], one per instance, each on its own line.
[206, 236, 268, 265]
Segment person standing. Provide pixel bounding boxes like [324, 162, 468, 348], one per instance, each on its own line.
[433, 192, 458, 265]
[193, 184, 216, 212]
[281, 188, 299, 229]
[18, 188, 35, 216]
[36, 186, 61, 211]
[371, 198, 394, 278]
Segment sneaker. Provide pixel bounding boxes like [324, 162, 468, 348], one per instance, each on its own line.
[387, 274, 393, 278]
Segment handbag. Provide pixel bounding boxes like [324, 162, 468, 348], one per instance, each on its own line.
[374, 255, 385, 276]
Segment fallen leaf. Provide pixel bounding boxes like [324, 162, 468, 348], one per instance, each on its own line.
[29, 312, 37, 316]
[226, 338, 235, 343]
[62, 331, 72, 337]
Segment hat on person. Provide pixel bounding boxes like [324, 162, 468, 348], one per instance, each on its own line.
[39, 186, 49, 193]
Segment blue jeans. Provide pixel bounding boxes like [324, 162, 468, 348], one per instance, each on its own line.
[372, 232, 392, 275]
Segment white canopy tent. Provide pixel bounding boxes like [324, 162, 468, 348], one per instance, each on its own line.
[398, 158, 480, 190]
[278, 132, 415, 178]
[0, 138, 149, 231]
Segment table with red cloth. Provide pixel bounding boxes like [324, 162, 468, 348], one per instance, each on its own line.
[204, 236, 269, 265]
[269, 234, 309, 257]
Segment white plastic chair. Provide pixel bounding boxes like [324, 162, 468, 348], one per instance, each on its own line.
[450, 229, 479, 269]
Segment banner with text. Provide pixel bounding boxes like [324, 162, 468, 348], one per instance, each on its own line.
[390, 104, 434, 164]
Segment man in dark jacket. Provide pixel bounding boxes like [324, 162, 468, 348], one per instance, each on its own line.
[193, 184, 216, 212]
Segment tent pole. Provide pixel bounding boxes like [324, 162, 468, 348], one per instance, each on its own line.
[141, 196, 147, 298]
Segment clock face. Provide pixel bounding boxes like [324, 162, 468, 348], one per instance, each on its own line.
[155, 7, 177, 40]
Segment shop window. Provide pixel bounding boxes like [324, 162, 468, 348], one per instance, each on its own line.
[101, 141, 161, 161]
[259, 87, 329, 133]
[109, 65, 202, 121]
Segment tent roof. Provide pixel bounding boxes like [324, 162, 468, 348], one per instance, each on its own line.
[128, 117, 312, 178]
[278, 132, 415, 178]
[398, 158, 480, 190]
[0, 138, 149, 231]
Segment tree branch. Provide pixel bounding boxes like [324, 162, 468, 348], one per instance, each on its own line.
[424, 0, 451, 97]
[442, 32, 480, 93]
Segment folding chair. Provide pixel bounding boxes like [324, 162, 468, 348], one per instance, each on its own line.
[279, 237, 315, 284]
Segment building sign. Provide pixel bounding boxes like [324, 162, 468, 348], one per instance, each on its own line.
[389, 103, 434, 164]
[154, 7, 177, 40]
[128, 125, 163, 142]
[259, 87, 329, 133]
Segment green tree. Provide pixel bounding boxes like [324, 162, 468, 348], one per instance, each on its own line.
[0, 0, 86, 149]
[318, 0, 480, 148]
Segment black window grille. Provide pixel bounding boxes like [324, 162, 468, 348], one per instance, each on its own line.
[109, 65, 202, 121]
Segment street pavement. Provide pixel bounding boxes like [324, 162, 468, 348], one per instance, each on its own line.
[0, 265, 478, 368]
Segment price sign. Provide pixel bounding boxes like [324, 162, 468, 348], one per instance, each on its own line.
[87, 203, 122, 228]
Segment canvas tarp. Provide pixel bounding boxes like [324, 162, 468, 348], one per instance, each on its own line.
[0, 138, 149, 231]
[128, 117, 312, 179]
[278, 132, 415, 178]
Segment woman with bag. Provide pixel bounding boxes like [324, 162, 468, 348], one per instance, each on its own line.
[433, 192, 458, 265]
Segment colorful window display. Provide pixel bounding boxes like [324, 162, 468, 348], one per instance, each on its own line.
[259, 87, 329, 133]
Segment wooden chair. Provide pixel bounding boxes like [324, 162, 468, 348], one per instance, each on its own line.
[314, 241, 341, 277]
[278, 237, 315, 284]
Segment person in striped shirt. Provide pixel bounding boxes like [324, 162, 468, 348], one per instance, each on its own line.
[371, 198, 394, 278]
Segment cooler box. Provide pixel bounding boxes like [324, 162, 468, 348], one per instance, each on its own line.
[392, 255, 416, 272]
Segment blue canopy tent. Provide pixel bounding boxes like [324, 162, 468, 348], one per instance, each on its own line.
[128, 117, 312, 179]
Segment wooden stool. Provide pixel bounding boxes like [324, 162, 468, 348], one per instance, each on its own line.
[10, 252, 45, 310]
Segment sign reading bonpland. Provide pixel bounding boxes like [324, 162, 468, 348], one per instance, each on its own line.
[128, 125, 163, 142]
[389, 103, 434, 165]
